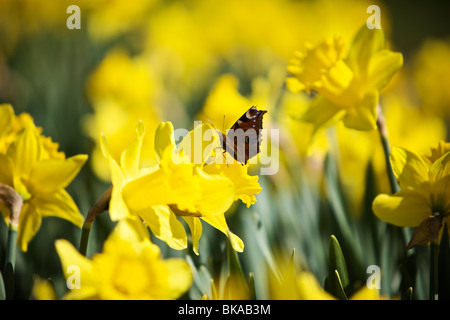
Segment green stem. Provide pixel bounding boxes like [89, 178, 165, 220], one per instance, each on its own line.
[376, 106, 400, 194]
[0, 183, 23, 300]
[78, 186, 112, 256]
[78, 221, 92, 257]
[4, 225, 17, 270]
[3, 225, 17, 299]
[430, 241, 439, 300]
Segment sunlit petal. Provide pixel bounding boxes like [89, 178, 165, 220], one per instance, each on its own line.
[372, 191, 432, 227]
[28, 155, 88, 194]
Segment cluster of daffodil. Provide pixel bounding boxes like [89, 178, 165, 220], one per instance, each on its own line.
[1, 0, 450, 302]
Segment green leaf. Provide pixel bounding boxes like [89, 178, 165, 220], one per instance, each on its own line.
[248, 272, 256, 300]
[3, 262, 14, 300]
[323, 154, 353, 245]
[250, 213, 282, 282]
[185, 255, 214, 299]
[0, 271, 5, 300]
[326, 235, 350, 298]
[401, 287, 413, 300]
[333, 270, 348, 300]
[224, 234, 250, 299]
[226, 231, 245, 280]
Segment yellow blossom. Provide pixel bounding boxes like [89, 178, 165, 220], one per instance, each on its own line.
[102, 121, 261, 254]
[287, 25, 403, 132]
[55, 219, 193, 300]
[413, 38, 450, 118]
[0, 106, 87, 251]
[372, 142, 450, 247]
[336, 90, 447, 216]
[84, 49, 161, 181]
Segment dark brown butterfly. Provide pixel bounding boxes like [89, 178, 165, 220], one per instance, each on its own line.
[217, 106, 267, 164]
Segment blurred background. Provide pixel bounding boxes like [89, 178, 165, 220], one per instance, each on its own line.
[1, 0, 450, 299]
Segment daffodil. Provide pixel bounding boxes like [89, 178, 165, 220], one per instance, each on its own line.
[84, 49, 161, 181]
[372, 141, 450, 248]
[0, 106, 87, 251]
[101, 121, 261, 254]
[287, 24, 403, 132]
[55, 219, 193, 300]
[100, 121, 189, 250]
[413, 38, 450, 118]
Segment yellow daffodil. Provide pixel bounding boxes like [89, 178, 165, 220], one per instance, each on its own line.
[102, 121, 261, 254]
[84, 49, 161, 181]
[100, 120, 188, 250]
[413, 38, 450, 118]
[0, 104, 65, 159]
[372, 141, 450, 248]
[0, 106, 87, 251]
[335, 91, 447, 217]
[287, 25, 403, 132]
[55, 219, 193, 300]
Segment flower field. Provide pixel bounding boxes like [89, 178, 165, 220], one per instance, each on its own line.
[0, 0, 450, 302]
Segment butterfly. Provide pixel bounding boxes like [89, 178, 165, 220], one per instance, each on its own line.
[216, 106, 267, 164]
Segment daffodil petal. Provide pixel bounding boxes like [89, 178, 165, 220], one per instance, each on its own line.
[346, 26, 385, 77]
[120, 121, 145, 180]
[390, 147, 429, 190]
[342, 90, 378, 131]
[122, 167, 169, 211]
[368, 49, 403, 91]
[109, 185, 132, 221]
[0, 104, 14, 140]
[372, 190, 432, 227]
[55, 239, 98, 300]
[164, 258, 193, 299]
[177, 123, 218, 165]
[203, 163, 261, 207]
[138, 205, 187, 250]
[182, 216, 202, 255]
[100, 133, 125, 189]
[123, 151, 201, 213]
[196, 167, 235, 216]
[201, 215, 244, 252]
[285, 77, 306, 94]
[31, 189, 84, 227]
[107, 217, 151, 245]
[154, 121, 175, 162]
[17, 202, 42, 252]
[7, 120, 42, 176]
[300, 96, 346, 132]
[0, 154, 13, 186]
[428, 152, 450, 214]
[28, 154, 88, 194]
[429, 151, 450, 183]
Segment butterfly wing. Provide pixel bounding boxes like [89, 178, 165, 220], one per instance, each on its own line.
[224, 106, 267, 164]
